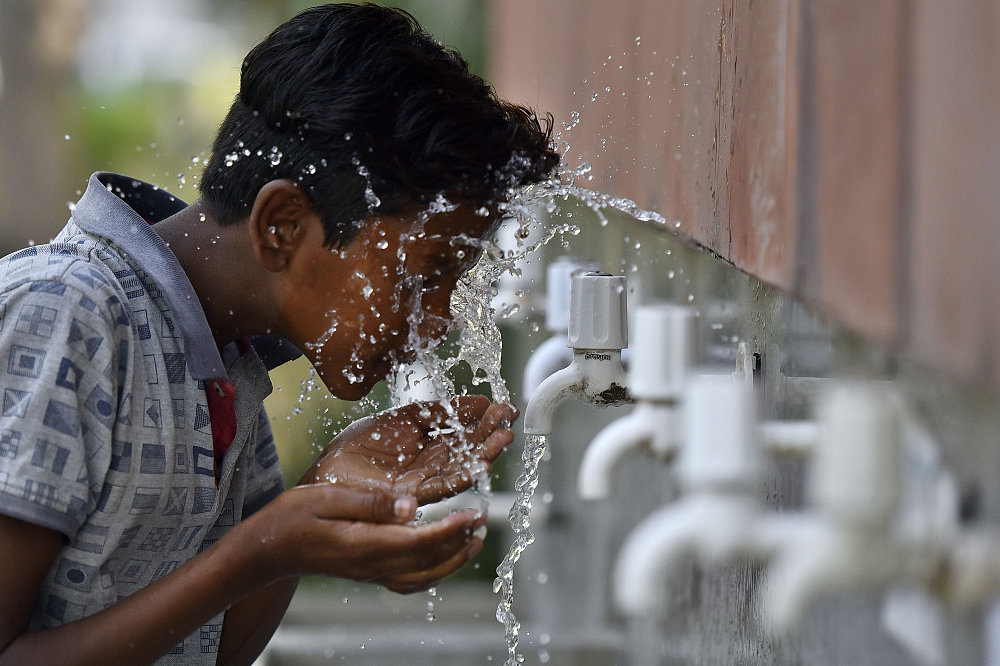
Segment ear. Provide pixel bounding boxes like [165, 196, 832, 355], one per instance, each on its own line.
[247, 179, 321, 272]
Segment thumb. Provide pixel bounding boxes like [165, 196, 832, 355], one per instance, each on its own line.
[297, 484, 417, 524]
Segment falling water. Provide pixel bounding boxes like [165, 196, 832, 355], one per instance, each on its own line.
[493, 433, 547, 666]
[484, 162, 678, 666]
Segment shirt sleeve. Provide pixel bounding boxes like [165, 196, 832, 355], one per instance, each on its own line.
[0, 277, 126, 539]
[242, 407, 284, 517]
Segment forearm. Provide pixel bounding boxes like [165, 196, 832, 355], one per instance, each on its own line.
[216, 577, 299, 666]
[0, 523, 271, 666]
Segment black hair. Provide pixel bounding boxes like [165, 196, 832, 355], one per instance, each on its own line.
[199, 2, 559, 247]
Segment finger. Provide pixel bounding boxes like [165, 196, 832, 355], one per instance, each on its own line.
[449, 395, 490, 425]
[413, 458, 490, 501]
[406, 396, 488, 434]
[378, 514, 486, 592]
[477, 425, 515, 463]
[292, 484, 417, 524]
[380, 534, 485, 594]
[468, 402, 518, 444]
[370, 509, 484, 577]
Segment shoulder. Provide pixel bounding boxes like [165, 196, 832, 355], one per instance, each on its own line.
[0, 240, 135, 336]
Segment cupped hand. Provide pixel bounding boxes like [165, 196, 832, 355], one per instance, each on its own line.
[241, 483, 486, 594]
[299, 395, 517, 505]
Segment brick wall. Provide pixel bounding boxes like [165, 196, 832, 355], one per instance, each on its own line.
[489, 0, 1000, 390]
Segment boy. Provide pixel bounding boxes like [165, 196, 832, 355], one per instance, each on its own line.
[0, 4, 559, 665]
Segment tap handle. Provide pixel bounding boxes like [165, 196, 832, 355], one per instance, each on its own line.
[629, 304, 698, 400]
[568, 272, 628, 350]
[680, 373, 758, 491]
[812, 382, 901, 525]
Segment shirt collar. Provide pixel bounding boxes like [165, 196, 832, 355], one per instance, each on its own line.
[71, 172, 301, 378]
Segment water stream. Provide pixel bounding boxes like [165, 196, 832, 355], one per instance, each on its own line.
[493, 433, 548, 666]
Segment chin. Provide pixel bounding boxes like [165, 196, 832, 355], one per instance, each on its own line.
[323, 362, 393, 401]
[335, 383, 373, 402]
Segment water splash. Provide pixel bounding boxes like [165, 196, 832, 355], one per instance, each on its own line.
[291, 157, 668, 665]
[486, 161, 673, 666]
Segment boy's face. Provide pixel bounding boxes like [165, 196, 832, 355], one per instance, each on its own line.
[281, 205, 497, 400]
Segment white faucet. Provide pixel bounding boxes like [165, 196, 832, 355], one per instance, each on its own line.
[577, 304, 697, 500]
[523, 272, 631, 436]
[522, 257, 600, 398]
[613, 372, 790, 615]
[764, 382, 919, 631]
[761, 380, 1000, 638]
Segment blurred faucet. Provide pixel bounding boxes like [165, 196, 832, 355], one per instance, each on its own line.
[761, 381, 981, 637]
[765, 382, 914, 631]
[522, 257, 599, 398]
[613, 372, 789, 615]
[577, 304, 697, 500]
[523, 272, 631, 436]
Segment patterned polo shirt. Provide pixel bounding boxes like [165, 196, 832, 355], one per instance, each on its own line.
[0, 172, 288, 664]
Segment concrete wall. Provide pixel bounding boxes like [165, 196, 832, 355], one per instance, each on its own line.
[489, 0, 1000, 392]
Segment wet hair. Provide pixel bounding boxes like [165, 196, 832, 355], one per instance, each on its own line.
[199, 2, 559, 247]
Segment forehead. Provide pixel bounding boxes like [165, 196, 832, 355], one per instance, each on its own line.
[365, 204, 500, 251]
[417, 204, 500, 241]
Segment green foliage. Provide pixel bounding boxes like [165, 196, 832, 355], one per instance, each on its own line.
[77, 82, 219, 196]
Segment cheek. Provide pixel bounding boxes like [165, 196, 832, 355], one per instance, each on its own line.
[412, 289, 455, 341]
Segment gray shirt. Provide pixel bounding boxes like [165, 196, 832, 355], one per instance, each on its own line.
[0, 173, 287, 664]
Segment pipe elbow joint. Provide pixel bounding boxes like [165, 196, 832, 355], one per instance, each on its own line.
[523, 351, 630, 436]
[614, 495, 755, 617]
[522, 334, 573, 398]
[766, 525, 897, 633]
[578, 403, 677, 500]
[523, 363, 583, 436]
[614, 502, 703, 617]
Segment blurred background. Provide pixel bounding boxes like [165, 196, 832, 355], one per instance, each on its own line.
[0, 0, 485, 254]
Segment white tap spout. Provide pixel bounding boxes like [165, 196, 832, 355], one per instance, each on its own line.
[766, 524, 909, 633]
[522, 333, 573, 398]
[614, 494, 760, 616]
[523, 350, 630, 436]
[578, 402, 677, 500]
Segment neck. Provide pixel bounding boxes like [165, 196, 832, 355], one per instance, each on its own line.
[152, 202, 273, 349]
